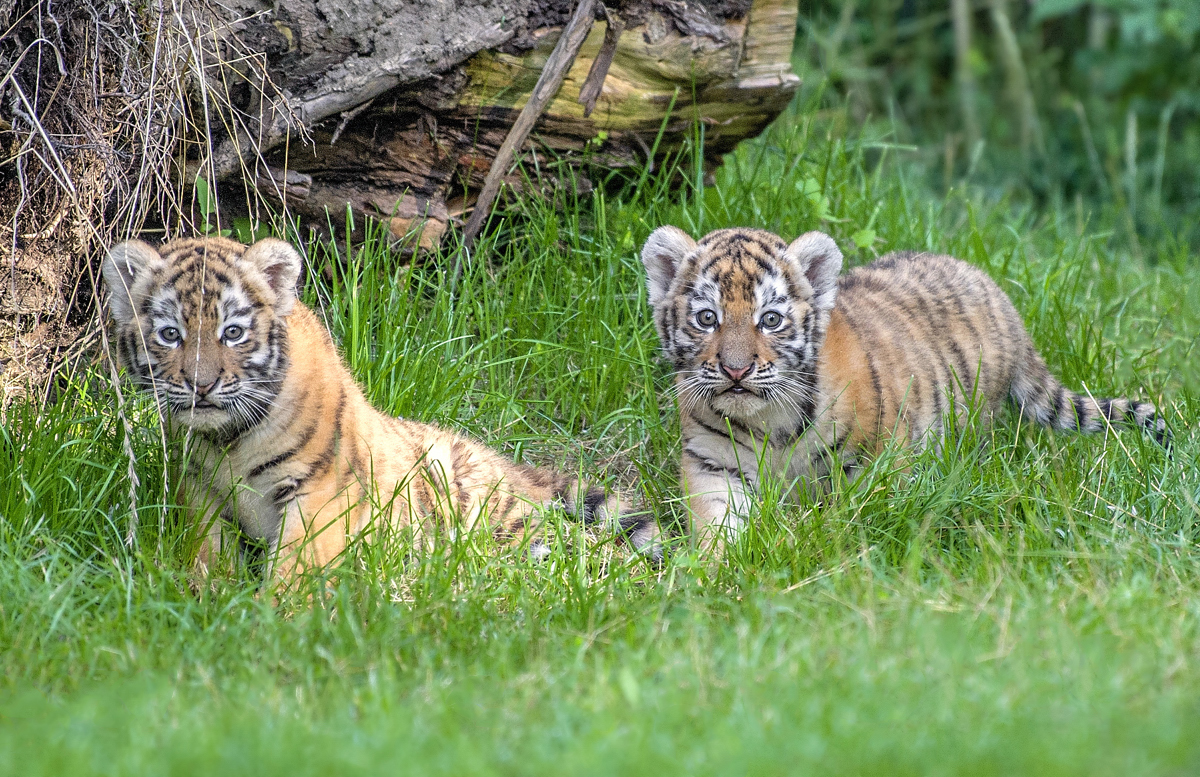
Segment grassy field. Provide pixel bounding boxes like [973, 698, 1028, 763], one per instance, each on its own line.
[2, 102, 1199, 774]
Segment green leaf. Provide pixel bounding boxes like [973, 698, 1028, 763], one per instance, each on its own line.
[851, 228, 876, 249]
[194, 175, 216, 218]
[233, 218, 269, 244]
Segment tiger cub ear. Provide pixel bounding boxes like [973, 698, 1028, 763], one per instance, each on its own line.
[242, 238, 303, 316]
[102, 240, 162, 324]
[641, 226, 698, 308]
[784, 231, 843, 312]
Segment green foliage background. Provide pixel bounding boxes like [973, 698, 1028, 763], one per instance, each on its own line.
[797, 0, 1200, 243]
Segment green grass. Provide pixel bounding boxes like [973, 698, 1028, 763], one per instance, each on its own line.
[2, 103, 1199, 774]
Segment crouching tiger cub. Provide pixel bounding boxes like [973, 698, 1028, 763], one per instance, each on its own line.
[640, 226, 1169, 544]
[103, 236, 657, 583]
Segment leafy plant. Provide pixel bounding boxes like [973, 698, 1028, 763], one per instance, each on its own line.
[194, 175, 231, 237]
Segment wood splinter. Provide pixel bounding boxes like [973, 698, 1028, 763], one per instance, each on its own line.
[578, 4, 624, 118]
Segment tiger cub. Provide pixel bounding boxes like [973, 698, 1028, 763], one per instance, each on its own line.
[103, 236, 657, 583]
[640, 226, 1169, 544]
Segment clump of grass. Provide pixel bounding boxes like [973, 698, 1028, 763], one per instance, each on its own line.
[0, 99, 1196, 771]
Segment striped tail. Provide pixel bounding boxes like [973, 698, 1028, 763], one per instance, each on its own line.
[1009, 347, 1170, 448]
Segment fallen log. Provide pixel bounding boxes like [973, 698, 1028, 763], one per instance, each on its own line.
[249, 0, 801, 248]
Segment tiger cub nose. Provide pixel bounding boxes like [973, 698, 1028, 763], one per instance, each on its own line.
[720, 363, 753, 381]
[190, 379, 218, 396]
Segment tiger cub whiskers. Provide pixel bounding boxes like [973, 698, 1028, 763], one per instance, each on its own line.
[640, 226, 1169, 546]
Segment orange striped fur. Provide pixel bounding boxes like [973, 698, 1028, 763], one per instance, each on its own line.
[641, 226, 1168, 544]
[104, 236, 656, 583]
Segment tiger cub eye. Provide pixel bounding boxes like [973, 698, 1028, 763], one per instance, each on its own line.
[696, 310, 718, 328]
[759, 311, 783, 330]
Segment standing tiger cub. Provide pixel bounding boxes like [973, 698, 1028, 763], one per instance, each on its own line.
[104, 236, 656, 583]
[641, 226, 1169, 544]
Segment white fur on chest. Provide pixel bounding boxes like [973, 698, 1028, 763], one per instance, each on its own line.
[684, 399, 839, 490]
[188, 436, 289, 542]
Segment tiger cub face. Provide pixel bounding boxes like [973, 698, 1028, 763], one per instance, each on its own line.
[641, 227, 844, 421]
[102, 237, 302, 434]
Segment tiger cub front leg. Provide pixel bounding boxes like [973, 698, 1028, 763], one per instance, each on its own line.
[266, 490, 358, 586]
[682, 452, 755, 550]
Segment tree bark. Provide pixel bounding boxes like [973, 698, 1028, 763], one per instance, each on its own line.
[988, 0, 1042, 160]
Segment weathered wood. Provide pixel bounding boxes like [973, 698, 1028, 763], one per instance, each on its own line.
[259, 0, 800, 250]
